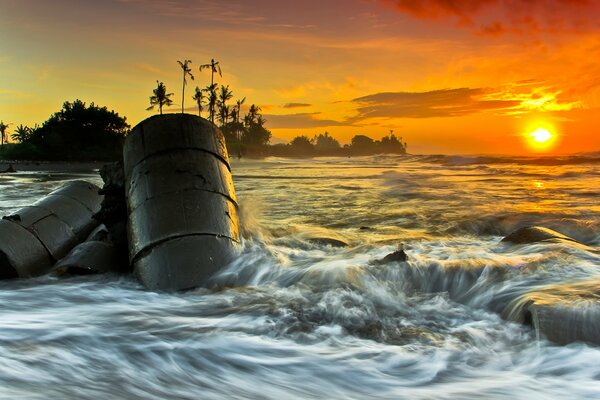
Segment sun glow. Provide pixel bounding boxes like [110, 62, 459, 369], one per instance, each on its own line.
[530, 128, 552, 143]
[524, 125, 558, 152]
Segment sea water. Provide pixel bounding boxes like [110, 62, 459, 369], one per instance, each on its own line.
[0, 155, 599, 399]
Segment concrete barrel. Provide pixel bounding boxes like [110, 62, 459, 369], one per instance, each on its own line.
[123, 114, 240, 291]
[0, 180, 103, 278]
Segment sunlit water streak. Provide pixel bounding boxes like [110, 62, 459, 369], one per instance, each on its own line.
[1, 155, 599, 399]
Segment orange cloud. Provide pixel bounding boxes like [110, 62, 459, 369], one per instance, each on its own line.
[382, 0, 599, 35]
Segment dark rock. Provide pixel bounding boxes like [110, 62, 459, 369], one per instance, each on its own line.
[94, 161, 129, 269]
[373, 246, 408, 264]
[501, 226, 579, 245]
[308, 237, 349, 248]
[503, 280, 600, 345]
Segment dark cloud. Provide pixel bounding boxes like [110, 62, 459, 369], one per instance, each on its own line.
[352, 88, 520, 119]
[264, 112, 343, 128]
[282, 103, 312, 108]
[383, 0, 598, 35]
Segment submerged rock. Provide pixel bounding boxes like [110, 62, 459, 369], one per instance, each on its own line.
[501, 226, 579, 245]
[373, 248, 408, 264]
[307, 237, 349, 248]
[504, 280, 600, 345]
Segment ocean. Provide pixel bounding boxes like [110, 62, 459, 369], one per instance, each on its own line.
[1, 154, 599, 399]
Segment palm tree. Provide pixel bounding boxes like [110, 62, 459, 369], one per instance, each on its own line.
[218, 105, 230, 126]
[177, 59, 194, 113]
[0, 121, 10, 147]
[199, 58, 222, 87]
[233, 97, 246, 158]
[192, 86, 205, 117]
[147, 80, 174, 115]
[205, 83, 218, 123]
[244, 104, 261, 126]
[11, 124, 31, 142]
[217, 85, 233, 126]
[234, 97, 246, 124]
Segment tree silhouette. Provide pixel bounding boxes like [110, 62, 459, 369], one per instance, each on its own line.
[27, 99, 129, 160]
[217, 85, 233, 126]
[147, 81, 173, 115]
[177, 59, 194, 113]
[0, 121, 10, 147]
[192, 86, 205, 117]
[314, 131, 341, 153]
[199, 58, 222, 87]
[234, 97, 246, 124]
[11, 124, 31, 143]
[289, 135, 315, 156]
[242, 104, 271, 151]
[205, 83, 218, 123]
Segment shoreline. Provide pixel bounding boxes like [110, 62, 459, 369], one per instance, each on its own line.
[0, 160, 106, 173]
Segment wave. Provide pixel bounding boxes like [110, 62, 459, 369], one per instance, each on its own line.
[419, 154, 600, 166]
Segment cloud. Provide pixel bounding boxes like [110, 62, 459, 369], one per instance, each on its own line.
[118, 0, 265, 24]
[350, 85, 583, 121]
[282, 103, 312, 108]
[351, 88, 520, 119]
[382, 0, 599, 35]
[263, 112, 344, 128]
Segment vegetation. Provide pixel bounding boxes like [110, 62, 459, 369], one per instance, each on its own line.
[0, 100, 129, 161]
[192, 86, 205, 117]
[147, 81, 173, 115]
[264, 131, 407, 158]
[177, 60, 194, 114]
[0, 121, 10, 147]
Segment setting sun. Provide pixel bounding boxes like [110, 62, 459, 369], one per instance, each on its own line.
[525, 125, 558, 152]
[530, 128, 553, 143]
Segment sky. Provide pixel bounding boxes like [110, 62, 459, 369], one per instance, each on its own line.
[1, 0, 599, 154]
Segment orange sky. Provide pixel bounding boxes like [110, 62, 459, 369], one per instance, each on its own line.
[1, 0, 599, 154]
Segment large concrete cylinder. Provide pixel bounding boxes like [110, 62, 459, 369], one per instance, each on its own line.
[0, 180, 102, 278]
[123, 114, 240, 291]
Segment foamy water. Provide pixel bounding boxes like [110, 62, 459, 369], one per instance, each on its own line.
[1, 155, 599, 399]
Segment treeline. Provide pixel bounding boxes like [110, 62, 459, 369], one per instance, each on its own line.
[0, 100, 128, 161]
[265, 131, 407, 158]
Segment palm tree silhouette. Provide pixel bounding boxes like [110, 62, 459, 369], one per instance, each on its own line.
[11, 124, 31, 143]
[192, 86, 205, 117]
[233, 97, 246, 158]
[199, 58, 222, 87]
[147, 81, 174, 115]
[177, 60, 194, 113]
[217, 85, 233, 126]
[0, 121, 10, 147]
[234, 97, 246, 124]
[205, 83, 218, 123]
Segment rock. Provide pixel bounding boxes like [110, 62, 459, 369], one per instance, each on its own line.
[503, 280, 600, 345]
[501, 226, 580, 245]
[94, 161, 129, 268]
[308, 237, 349, 248]
[375, 249, 408, 264]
